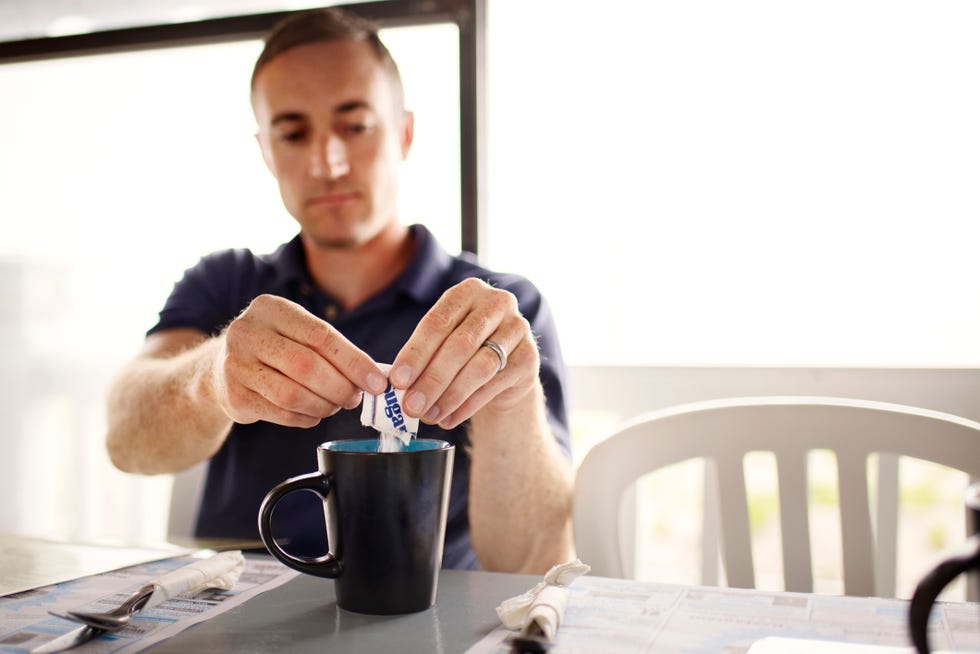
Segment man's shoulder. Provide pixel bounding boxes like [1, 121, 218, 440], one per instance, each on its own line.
[150, 239, 300, 337]
[187, 238, 299, 286]
[445, 253, 542, 297]
[194, 243, 285, 272]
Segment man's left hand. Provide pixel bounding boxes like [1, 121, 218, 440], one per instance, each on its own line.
[389, 278, 539, 429]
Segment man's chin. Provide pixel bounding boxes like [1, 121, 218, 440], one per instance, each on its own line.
[299, 215, 401, 251]
[309, 235, 359, 250]
[301, 226, 364, 250]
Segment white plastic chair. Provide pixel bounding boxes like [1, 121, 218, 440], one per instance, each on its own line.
[573, 396, 980, 597]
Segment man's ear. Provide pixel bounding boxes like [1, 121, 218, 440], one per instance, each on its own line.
[255, 131, 276, 175]
[400, 111, 415, 160]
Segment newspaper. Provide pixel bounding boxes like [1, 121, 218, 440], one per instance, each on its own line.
[0, 554, 297, 653]
[749, 636, 969, 653]
[466, 576, 980, 654]
[0, 535, 189, 598]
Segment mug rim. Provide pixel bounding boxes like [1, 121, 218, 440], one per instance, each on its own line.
[318, 438, 452, 453]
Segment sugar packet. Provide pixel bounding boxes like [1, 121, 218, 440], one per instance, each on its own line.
[360, 364, 419, 452]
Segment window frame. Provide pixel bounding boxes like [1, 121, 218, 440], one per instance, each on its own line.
[0, 0, 486, 255]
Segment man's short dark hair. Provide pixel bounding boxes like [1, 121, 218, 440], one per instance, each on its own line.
[251, 7, 405, 112]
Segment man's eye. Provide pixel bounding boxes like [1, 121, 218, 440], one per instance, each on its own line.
[277, 130, 306, 143]
[344, 122, 373, 136]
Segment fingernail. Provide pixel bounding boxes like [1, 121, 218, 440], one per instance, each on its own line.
[424, 405, 441, 423]
[366, 372, 386, 394]
[406, 390, 426, 415]
[390, 364, 411, 387]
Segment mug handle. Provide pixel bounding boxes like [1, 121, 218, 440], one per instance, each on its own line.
[908, 535, 980, 654]
[257, 471, 343, 578]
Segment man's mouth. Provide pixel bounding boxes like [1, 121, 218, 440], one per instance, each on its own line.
[309, 190, 356, 206]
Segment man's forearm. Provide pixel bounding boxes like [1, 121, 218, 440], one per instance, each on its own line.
[467, 382, 575, 574]
[106, 336, 232, 475]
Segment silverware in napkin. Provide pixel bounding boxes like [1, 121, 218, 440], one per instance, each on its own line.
[496, 559, 590, 653]
[30, 550, 245, 653]
[30, 625, 106, 654]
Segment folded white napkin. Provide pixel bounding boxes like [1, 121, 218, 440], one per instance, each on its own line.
[496, 559, 591, 640]
[145, 550, 245, 608]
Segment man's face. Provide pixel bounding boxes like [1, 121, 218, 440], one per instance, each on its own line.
[252, 40, 413, 249]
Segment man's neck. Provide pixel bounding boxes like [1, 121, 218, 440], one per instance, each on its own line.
[301, 222, 415, 312]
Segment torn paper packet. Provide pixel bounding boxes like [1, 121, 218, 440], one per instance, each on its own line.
[360, 364, 419, 451]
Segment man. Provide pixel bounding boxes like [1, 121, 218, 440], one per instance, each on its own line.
[105, 7, 574, 574]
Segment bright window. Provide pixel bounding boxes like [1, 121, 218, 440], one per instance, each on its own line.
[0, 22, 459, 542]
[485, 0, 980, 367]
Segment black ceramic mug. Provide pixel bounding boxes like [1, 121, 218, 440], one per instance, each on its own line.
[258, 438, 454, 615]
[908, 483, 980, 654]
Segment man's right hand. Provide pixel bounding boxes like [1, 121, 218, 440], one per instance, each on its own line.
[213, 294, 388, 428]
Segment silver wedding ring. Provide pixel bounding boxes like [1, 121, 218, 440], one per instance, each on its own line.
[482, 340, 507, 372]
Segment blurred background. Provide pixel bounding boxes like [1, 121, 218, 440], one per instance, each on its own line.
[1, 0, 978, 599]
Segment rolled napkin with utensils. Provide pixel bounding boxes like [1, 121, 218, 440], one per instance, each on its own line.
[143, 549, 245, 607]
[35, 551, 246, 653]
[496, 559, 590, 652]
[55, 551, 243, 629]
[65, 549, 246, 624]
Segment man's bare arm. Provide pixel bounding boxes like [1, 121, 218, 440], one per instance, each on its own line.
[106, 328, 233, 474]
[389, 278, 575, 574]
[106, 295, 389, 475]
[466, 383, 575, 574]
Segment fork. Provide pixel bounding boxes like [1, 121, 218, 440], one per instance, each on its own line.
[50, 583, 155, 631]
[507, 619, 553, 654]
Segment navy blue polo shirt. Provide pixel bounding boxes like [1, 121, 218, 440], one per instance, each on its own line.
[149, 224, 570, 569]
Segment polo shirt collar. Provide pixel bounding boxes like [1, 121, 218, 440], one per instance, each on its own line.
[265, 234, 310, 292]
[267, 224, 455, 304]
[394, 224, 455, 304]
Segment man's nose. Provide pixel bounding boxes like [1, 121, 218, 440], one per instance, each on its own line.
[310, 135, 350, 179]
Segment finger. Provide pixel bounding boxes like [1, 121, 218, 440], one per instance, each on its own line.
[230, 357, 345, 420]
[390, 278, 495, 389]
[435, 380, 499, 430]
[413, 322, 521, 424]
[298, 327, 387, 395]
[270, 297, 387, 395]
[224, 316, 356, 417]
[262, 334, 366, 410]
[395, 281, 521, 422]
[226, 380, 328, 428]
[437, 338, 536, 428]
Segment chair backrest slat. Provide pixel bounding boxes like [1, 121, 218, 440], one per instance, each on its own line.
[775, 450, 813, 592]
[713, 455, 755, 588]
[835, 450, 875, 596]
